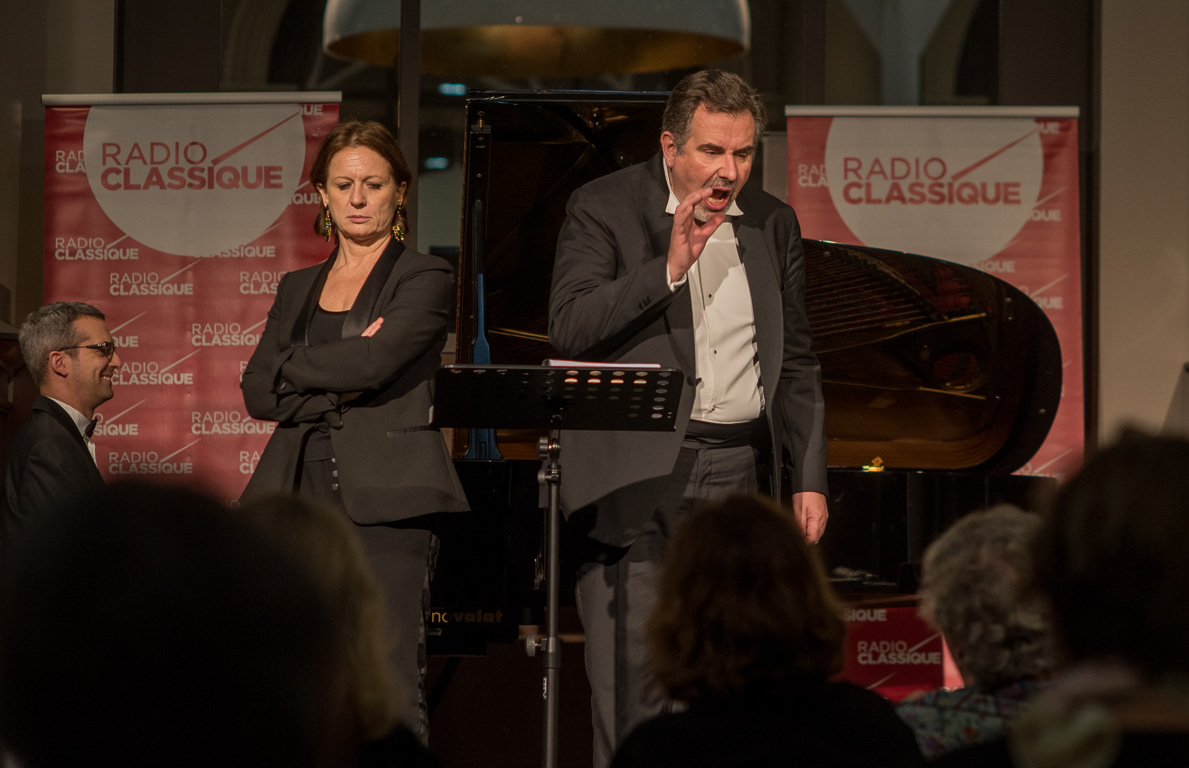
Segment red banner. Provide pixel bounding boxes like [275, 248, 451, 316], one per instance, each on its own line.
[841, 605, 960, 702]
[786, 108, 1083, 480]
[44, 94, 340, 503]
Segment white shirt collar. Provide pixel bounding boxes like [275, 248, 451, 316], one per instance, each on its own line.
[47, 396, 93, 440]
[662, 155, 744, 217]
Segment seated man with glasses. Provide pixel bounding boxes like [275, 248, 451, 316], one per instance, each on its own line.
[2, 302, 123, 566]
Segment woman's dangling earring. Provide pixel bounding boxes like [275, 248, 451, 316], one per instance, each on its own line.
[321, 206, 334, 242]
[392, 203, 406, 242]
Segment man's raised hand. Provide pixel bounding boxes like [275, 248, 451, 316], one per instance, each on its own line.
[667, 187, 725, 283]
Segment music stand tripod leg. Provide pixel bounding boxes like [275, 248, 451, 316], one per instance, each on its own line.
[536, 422, 562, 768]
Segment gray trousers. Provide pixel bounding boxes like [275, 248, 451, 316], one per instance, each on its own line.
[575, 436, 768, 768]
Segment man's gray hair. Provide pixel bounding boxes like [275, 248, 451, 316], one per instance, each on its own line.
[919, 504, 1054, 690]
[661, 69, 767, 152]
[19, 302, 106, 387]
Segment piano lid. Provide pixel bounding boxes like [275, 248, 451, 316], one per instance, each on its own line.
[806, 239, 1060, 474]
[455, 91, 1061, 474]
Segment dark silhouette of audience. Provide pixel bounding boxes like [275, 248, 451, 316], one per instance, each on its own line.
[935, 432, 1189, 767]
[238, 492, 438, 767]
[0, 481, 353, 768]
[896, 504, 1054, 758]
[26, 432, 1189, 768]
[609, 494, 924, 768]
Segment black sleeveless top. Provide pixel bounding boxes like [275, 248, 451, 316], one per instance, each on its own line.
[302, 306, 348, 462]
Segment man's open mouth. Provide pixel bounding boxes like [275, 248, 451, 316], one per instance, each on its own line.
[707, 187, 732, 207]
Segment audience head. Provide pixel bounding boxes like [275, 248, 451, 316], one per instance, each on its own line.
[647, 494, 846, 702]
[0, 481, 350, 768]
[918, 504, 1053, 690]
[1033, 431, 1189, 680]
[238, 492, 401, 740]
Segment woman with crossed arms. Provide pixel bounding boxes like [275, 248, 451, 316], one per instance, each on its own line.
[241, 119, 467, 743]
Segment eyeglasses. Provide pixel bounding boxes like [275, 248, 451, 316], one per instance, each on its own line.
[56, 341, 117, 359]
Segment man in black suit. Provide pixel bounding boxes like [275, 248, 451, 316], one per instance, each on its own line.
[2, 302, 122, 560]
[548, 70, 829, 766]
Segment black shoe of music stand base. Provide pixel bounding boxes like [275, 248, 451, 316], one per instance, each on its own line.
[432, 363, 682, 768]
[431, 363, 683, 433]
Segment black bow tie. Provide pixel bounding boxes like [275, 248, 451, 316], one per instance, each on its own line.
[85, 417, 98, 438]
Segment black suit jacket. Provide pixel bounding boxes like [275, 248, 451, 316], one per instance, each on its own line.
[2, 396, 105, 559]
[240, 239, 468, 523]
[549, 155, 827, 546]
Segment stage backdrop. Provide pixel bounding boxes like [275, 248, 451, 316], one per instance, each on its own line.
[43, 93, 341, 503]
[786, 106, 1083, 480]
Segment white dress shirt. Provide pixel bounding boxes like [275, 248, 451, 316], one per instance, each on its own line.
[663, 159, 764, 424]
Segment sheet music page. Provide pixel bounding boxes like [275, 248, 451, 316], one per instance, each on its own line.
[544, 359, 662, 369]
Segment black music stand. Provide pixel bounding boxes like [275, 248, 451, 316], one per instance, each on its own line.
[433, 363, 682, 768]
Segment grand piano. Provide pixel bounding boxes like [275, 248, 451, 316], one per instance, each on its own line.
[427, 91, 1062, 654]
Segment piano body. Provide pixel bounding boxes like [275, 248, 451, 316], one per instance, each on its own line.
[428, 91, 1062, 653]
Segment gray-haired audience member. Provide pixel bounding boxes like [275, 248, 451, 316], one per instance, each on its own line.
[934, 432, 1189, 767]
[2, 302, 122, 563]
[0, 481, 352, 768]
[896, 505, 1053, 759]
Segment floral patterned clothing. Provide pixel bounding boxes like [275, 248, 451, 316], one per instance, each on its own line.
[895, 681, 1046, 760]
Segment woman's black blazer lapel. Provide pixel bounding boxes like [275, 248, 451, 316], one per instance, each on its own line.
[342, 240, 404, 338]
[287, 239, 406, 346]
[289, 252, 336, 348]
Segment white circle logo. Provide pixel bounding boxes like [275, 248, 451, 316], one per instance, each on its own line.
[84, 104, 307, 256]
[825, 118, 1043, 264]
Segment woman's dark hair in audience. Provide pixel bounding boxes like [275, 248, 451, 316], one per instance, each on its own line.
[647, 494, 846, 702]
[238, 493, 401, 741]
[1032, 431, 1189, 678]
[919, 504, 1053, 690]
[0, 481, 350, 768]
